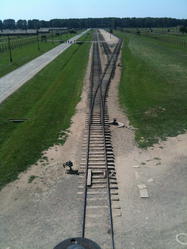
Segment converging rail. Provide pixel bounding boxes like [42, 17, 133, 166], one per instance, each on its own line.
[78, 30, 122, 249]
[53, 30, 122, 249]
[98, 32, 112, 61]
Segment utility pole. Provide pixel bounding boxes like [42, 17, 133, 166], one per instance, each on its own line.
[8, 35, 13, 63]
[52, 29, 55, 44]
[37, 29, 40, 51]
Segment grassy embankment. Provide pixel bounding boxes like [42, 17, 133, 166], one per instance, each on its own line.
[0, 32, 80, 77]
[122, 27, 187, 46]
[116, 31, 187, 147]
[0, 31, 92, 189]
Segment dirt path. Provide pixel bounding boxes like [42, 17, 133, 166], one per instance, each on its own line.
[99, 29, 119, 45]
[108, 50, 187, 249]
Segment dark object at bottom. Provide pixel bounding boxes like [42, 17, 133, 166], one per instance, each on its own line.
[66, 169, 79, 175]
[63, 161, 79, 175]
[54, 237, 101, 249]
[112, 118, 118, 126]
[63, 161, 73, 170]
[9, 119, 28, 123]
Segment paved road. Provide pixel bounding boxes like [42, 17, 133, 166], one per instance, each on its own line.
[0, 29, 88, 104]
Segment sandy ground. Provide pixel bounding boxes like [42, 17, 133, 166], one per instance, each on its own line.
[99, 29, 119, 54]
[99, 29, 119, 45]
[108, 51, 187, 249]
[98, 29, 119, 73]
[0, 45, 92, 249]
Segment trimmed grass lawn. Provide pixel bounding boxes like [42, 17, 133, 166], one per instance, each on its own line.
[0, 32, 81, 77]
[0, 31, 91, 189]
[116, 31, 187, 147]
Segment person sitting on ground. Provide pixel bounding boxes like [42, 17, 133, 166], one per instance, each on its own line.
[112, 118, 118, 125]
[109, 118, 125, 128]
[63, 160, 73, 171]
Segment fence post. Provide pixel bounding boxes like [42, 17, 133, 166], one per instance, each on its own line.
[8, 35, 13, 63]
[37, 29, 40, 51]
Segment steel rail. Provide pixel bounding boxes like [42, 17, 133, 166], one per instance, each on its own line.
[99, 39, 122, 249]
[81, 31, 122, 249]
[81, 40, 102, 239]
[98, 32, 112, 61]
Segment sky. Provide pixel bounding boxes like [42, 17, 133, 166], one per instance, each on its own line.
[1, 0, 187, 20]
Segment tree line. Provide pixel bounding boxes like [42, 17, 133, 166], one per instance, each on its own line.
[0, 17, 187, 30]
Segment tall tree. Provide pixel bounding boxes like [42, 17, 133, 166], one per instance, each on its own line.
[17, 19, 27, 30]
[0, 20, 3, 31]
[3, 19, 16, 29]
[1, 17, 187, 30]
[180, 26, 187, 33]
[40, 20, 49, 28]
[28, 19, 40, 29]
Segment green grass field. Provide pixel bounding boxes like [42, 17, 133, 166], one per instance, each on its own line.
[0, 31, 91, 189]
[52, 32, 78, 42]
[122, 28, 187, 47]
[0, 32, 80, 77]
[116, 31, 187, 147]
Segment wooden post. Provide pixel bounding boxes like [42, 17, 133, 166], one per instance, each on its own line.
[8, 35, 13, 63]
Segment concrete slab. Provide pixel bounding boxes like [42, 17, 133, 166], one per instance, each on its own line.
[87, 169, 92, 186]
[137, 184, 149, 198]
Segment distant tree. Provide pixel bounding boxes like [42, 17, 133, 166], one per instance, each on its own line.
[180, 26, 187, 34]
[28, 20, 33, 29]
[3, 19, 16, 29]
[28, 19, 40, 29]
[110, 18, 117, 30]
[0, 20, 3, 31]
[41, 35, 47, 42]
[40, 20, 49, 28]
[1, 17, 187, 30]
[47, 17, 186, 29]
[16, 19, 27, 30]
[50, 19, 66, 28]
[183, 19, 187, 27]
[69, 29, 77, 33]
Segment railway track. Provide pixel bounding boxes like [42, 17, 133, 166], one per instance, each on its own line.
[98, 32, 112, 61]
[77, 31, 122, 249]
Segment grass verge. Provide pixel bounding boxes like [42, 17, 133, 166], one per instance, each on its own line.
[0, 31, 91, 189]
[116, 31, 187, 148]
[0, 32, 81, 77]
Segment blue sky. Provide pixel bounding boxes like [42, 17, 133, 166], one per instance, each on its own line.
[1, 0, 187, 20]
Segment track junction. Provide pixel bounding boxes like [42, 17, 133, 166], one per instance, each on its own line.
[77, 30, 122, 249]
